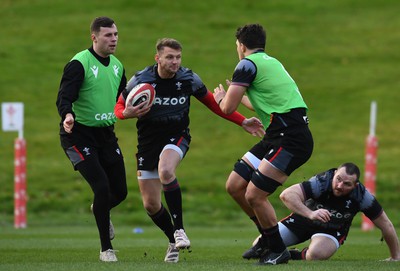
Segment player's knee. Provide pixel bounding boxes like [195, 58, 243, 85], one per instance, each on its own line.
[233, 159, 254, 183]
[306, 249, 331, 261]
[233, 159, 254, 181]
[244, 189, 258, 208]
[116, 189, 127, 205]
[226, 169, 251, 198]
[226, 180, 244, 200]
[158, 167, 174, 182]
[279, 188, 289, 203]
[225, 179, 234, 196]
[142, 199, 160, 214]
[93, 182, 109, 198]
[250, 170, 282, 194]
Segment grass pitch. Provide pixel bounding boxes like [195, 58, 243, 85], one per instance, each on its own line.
[0, 225, 398, 271]
[0, 1, 399, 269]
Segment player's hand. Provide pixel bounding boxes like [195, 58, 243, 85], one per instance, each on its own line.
[242, 117, 265, 137]
[309, 209, 331, 223]
[63, 113, 74, 134]
[213, 83, 226, 104]
[123, 100, 151, 119]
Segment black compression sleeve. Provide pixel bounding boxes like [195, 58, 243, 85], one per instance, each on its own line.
[56, 60, 84, 119]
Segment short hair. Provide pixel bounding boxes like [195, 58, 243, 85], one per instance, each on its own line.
[156, 38, 182, 52]
[338, 162, 361, 182]
[235, 23, 266, 50]
[90, 16, 115, 34]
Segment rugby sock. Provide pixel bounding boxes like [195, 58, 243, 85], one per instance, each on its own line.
[261, 224, 286, 253]
[301, 247, 308, 259]
[163, 179, 183, 230]
[250, 216, 263, 233]
[149, 204, 175, 243]
[289, 247, 308, 260]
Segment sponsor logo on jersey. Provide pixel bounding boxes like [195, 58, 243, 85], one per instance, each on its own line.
[153, 96, 187, 106]
[95, 112, 116, 121]
[315, 204, 352, 219]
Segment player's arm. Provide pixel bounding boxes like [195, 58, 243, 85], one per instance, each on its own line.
[213, 84, 245, 115]
[56, 60, 83, 119]
[280, 184, 309, 216]
[214, 59, 256, 114]
[215, 84, 254, 111]
[241, 95, 254, 111]
[280, 183, 331, 223]
[116, 68, 127, 101]
[114, 91, 150, 120]
[115, 74, 152, 119]
[114, 94, 127, 119]
[56, 60, 84, 133]
[221, 79, 254, 111]
[197, 91, 264, 137]
[198, 90, 244, 125]
[372, 211, 400, 261]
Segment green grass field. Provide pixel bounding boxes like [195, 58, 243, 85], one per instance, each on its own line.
[0, 0, 399, 268]
[1, 225, 399, 271]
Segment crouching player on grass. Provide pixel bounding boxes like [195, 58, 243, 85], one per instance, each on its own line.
[244, 162, 400, 261]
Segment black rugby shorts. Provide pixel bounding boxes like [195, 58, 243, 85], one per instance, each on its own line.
[136, 129, 191, 171]
[249, 108, 313, 175]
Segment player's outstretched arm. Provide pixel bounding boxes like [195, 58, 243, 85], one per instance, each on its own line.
[213, 83, 245, 115]
[197, 91, 263, 137]
[372, 211, 400, 261]
[221, 80, 254, 111]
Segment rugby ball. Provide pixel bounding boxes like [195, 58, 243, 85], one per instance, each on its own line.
[126, 83, 156, 107]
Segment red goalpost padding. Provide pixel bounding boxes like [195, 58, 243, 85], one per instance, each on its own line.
[362, 101, 377, 231]
[14, 138, 27, 228]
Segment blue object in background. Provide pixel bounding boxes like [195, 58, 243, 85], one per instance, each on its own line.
[133, 227, 144, 234]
